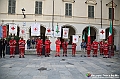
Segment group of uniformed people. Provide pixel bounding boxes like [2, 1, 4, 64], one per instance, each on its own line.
[0, 37, 112, 58]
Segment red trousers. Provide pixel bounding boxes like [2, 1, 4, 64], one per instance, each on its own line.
[104, 50, 108, 56]
[10, 47, 15, 56]
[93, 49, 98, 56]
[87, 50, 91, 57]
[45, 48, 50, 54]
[72, 48, 76, 55]
[37, 48, 42, 56]
[19, 48, 25, 57]
[55, 46, 60, 56]
[100, 48, 103, 54]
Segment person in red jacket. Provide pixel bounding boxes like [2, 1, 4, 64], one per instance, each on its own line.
[9, 37, 16, 58]
[55, 38, 61, 57]
[19, 37, 26, 58]
[36, 37, 43, 56]
[45, 38, 51, 57]
[86, 42, 91, 57]
[62, 40, 68, 57]
[103, 41, 109, 58]
[99, 40, 104, 55]
[72, 43, 77, 57]
[92, 39, 99, 57]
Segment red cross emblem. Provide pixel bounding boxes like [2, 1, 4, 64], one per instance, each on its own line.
[100, 30, 104, 34]
[74, 38, 76, 41]
[11, 26, 15, 30]
[21, 30, 24, 34]
[34, 27, 37, 31]
[64, 32, 67, 35]
[47, 29, 51, 32]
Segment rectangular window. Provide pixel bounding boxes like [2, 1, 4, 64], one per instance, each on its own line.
[8, 0, 16, 14]
[109, 8, 114, 20]
[65, 3, 72, 16]
[35, 1, 42, 14]
[88, 5, 94, 18]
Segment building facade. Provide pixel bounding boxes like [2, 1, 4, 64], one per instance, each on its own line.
[0, 0, 120, 51]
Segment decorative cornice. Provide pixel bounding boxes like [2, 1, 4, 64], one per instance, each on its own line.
[106, 1, 117, 7]
[85, 0, 97, 5]
[62, 0, 75, 3]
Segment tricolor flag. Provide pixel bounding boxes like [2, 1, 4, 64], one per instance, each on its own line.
[82, 32, 85, 40]
[0, 26, 2, 38]
[20, 27, 26, 37]
[2, 26, 7, 38]
[108, 21, 112, 44]
[72, 35, 79, 43]
[54, 25, 61, 37]
[45, 27, 52, 36]
[9, 24, 17, 35]
[99, 29, 105, 39]
[62, 28, 69, 39]
[31, 23, 40, 36]
[87, 26, 91, 43]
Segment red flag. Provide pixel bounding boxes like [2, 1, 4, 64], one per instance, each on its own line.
[87, 26, 91, 43]
[108, 21, 112, 44]
[2, 26, 7, 38]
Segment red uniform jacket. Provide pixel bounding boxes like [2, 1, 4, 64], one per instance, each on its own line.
[55, 40, 61, 47]
[9, 40, 16, 47]
[19, 40, 26, 48]
[87, 43, 91, 50]
[37, 39, 43, 48]
[99, 41, 104, 48]
[45, 39, 51, 49]
[72, 43, 77, 49]
[92, 41, 99, 49]
[103, 43, 108, 51]
[62, 42, 68, 50]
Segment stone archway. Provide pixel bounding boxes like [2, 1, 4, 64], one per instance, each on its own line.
[61, 25, 76, 45]
[82, 26, 97, 43]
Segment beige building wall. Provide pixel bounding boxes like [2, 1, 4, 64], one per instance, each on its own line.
[0, 0, 120, 51]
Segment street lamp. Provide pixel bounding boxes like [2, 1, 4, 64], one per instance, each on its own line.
[21, 8, 26, 18]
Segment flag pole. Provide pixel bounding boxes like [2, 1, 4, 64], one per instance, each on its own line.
[52, 0, 54, 31]
[112, 0, 114, 56]
[101, 0, 102, 28]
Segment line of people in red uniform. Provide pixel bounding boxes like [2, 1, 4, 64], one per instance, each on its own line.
[8, 37, 111, 58]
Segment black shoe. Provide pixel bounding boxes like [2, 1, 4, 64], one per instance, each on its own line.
[19, 56, 21, 58]
[58, 55, 60, 57]
[55, 56, 57, 57]
[10, 56, 12, 58]
[65, 55, 67, 57]
[13, 56, 15, 58]
[23, 56, 25, 58]
[3, 56, 5, 58]
[63, 55, 64, 57]
[45, 55, 47, 57]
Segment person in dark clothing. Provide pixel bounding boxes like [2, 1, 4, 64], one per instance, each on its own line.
[0, 38, 6, 58]
[27, 38, 31, 49]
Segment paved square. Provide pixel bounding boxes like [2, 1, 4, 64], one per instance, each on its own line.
[0, 51, 120, 79]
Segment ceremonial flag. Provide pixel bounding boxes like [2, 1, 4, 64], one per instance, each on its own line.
[54, 25, 61, 37]
[31, 23, 40, 36]
[45, 27, 52, 36]
[2, 26, 7, 38]
[0, 26, 2, 38]
[62, 28, 69, 39]
[82, 32, 85, 40]
[108, 21, 112, 44]
[72, 35, 79, 43]
[99, 29, 105, 39]
[20, 27, 26, 37]
[87, 26, 91, 43]
[9, 24, 17, 35]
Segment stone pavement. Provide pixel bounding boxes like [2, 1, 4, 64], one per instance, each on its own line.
[0, 51, 120, 79]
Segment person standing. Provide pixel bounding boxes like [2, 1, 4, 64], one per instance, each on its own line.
[36, 37, 43, 56]
[31, 37, 35, 49]
[27, 38, 31, 49]
[45, 38, 51, 57]
[55, 38, 61, 57]
[103, 41, 109, 58]
[99, 40, 104, 55]
[18, 38, 26, 58]
[81, 40, 86, 57]
[72, 43, 77, 57]
[86, 42, 91, 57]
[62, 40, 68, 57]
[92, 39, 99, 57]
[9, 37, 16, 58]
[0, 38, 6, 58]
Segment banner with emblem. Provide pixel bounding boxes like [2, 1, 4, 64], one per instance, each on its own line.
[9, 24, 17, 35]
[31, 23, 40, 36]
[45, 27, 52, 36]
[2, 25, 7, 38]
[54, 25, 61, 37]
[99, 29, 105, 39]
[20, 27, 26, 37]
[72, 35, 79, 43]
[62, 28, 69, 39]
